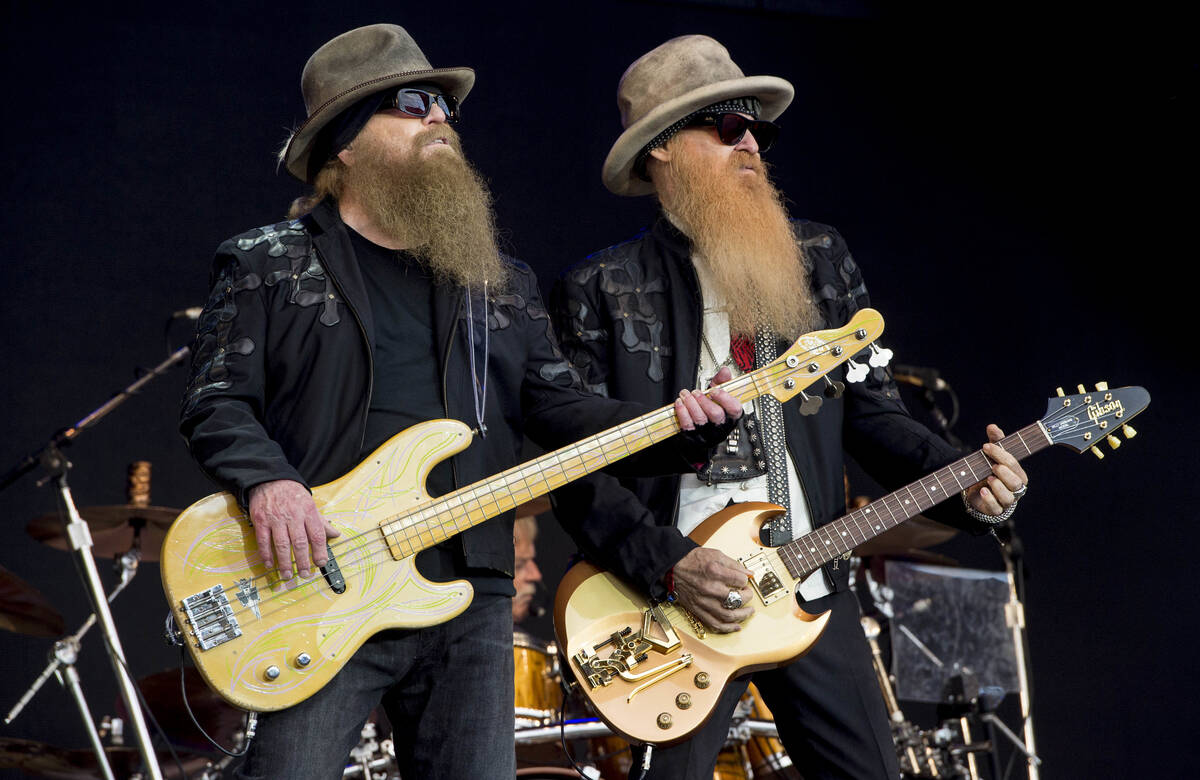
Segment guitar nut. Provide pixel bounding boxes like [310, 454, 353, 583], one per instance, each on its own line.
[657, 713, 673, 729]
[694, 672, 711, 689]
[676, 693, 692, 709]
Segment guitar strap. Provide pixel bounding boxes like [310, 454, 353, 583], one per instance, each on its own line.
[755, 324, 792, 545]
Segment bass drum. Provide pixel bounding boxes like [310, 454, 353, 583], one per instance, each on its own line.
[514, 630, 563, 727]
[743, 683, 801, 780]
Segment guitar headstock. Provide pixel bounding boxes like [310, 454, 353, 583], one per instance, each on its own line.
[1040, 383, 1150, 458]
[763, 308, 885, 404]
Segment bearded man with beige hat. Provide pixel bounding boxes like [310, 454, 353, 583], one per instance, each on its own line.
[551, 34, 1030, 779]
[179, 23, 742, 779]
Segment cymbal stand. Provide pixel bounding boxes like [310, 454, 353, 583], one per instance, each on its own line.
[0, 346, 189, 780]
[35, 450, 163, 779]
[6, 549, 140, 726]
[993, 521, 1042, 778]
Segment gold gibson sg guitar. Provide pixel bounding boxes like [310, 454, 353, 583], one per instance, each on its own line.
[160, 309, 886, 712]
[555, 383, 1150, 745]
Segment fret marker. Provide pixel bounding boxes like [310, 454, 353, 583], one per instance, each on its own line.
[930, 486, 938, 492]
[904, 499, 911, 504]
[960, 471, 966, 477]
[809, 547, 816, 553]
[865, 508, 871, 513]
[874, 525, 881, 530]
[840, 531, 847, 536]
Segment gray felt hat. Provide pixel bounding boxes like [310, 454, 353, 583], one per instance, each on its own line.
[602, 35, 794, 197]
[281, 24, 475, 182]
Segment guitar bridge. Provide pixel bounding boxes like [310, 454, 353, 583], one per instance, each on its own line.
[571, 605, 688, 696]
[180, 584, 242, 650]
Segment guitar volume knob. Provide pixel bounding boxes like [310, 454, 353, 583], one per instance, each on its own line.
[675, 693, 692, 709]
[657, 713, 673, 729]
[694, 672, 710, 689]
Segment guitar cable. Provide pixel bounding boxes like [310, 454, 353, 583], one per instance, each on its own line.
[178, 646, 258, 759]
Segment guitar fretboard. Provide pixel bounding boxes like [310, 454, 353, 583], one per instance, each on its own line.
[777, 422, 1050, 579]
[377, 319, 878, 558]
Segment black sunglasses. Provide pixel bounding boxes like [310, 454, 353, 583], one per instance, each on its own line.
[381, 87, 460, 124]
[690, 113, 779, 152]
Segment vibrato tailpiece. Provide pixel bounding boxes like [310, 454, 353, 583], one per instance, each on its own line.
[571, 605, 693, 701]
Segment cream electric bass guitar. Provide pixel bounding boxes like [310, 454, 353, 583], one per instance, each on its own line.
[160, 309, 885, 712]
[556, 383, 1150, 745]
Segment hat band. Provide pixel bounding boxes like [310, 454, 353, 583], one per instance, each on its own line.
[633, 97, 762, 181]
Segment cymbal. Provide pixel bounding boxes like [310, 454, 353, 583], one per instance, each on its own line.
[0, 737, 207, 779]
[27, 504, 179, 561]
[0, 565, 64, 638]
[130, 667, 247, 753]
[853, 516, 959, 557]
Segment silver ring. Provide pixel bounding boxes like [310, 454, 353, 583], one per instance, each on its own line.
[723, 590, 744, 610]
[1012, 483, 1028, 499]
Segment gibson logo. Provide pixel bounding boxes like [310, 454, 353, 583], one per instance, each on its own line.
[1087, 399, 1123, 422]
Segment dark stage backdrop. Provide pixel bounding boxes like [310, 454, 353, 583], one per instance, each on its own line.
[1, 1, 1194, 778]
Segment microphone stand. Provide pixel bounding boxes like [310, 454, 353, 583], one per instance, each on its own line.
[0, 344, 190, 780]
[993, 521, 1042, 778]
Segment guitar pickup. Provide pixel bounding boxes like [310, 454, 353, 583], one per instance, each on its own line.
[740, 552, 790, 606]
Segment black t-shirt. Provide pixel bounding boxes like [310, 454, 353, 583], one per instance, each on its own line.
[349, 228, 512, 599]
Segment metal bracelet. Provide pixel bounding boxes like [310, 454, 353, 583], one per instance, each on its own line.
[961, 490, 1017, 525]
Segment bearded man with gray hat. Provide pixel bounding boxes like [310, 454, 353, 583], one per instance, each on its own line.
[551, 34, 1030, 779]
[179, 24, 742, 779]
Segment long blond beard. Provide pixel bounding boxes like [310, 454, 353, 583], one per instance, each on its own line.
[662, 143, 817, 340]
[343, 125, 507, 288]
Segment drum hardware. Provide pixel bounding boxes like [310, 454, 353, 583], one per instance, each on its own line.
[6, 545, 144, 780]
[343, 720, 400, 779]
[0, 343, 193, 780]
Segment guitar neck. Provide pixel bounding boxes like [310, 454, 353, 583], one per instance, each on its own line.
[776, 422, 1051, 579]
[380, 358, 799, 557]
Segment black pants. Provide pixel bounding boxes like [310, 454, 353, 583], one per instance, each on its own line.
[634, 589, 899, 780]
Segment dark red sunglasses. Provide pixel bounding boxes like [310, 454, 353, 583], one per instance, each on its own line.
[690, 113, 779, 152]
[381, 87, 460, 124]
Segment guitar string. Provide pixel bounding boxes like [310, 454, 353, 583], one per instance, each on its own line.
[774, 399, 1107, 577]
[198, 388, 1126, 645]
[200, 382, 1103, 631]
[216, 382, 1119, 630]
[197, 334, 868, 625]
[219, 341, 859, 624]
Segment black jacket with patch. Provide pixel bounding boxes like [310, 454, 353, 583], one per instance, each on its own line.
[180, 200, 701, 576]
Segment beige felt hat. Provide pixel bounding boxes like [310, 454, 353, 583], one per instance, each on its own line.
[281, 23, 475, 182]
[602, 35, 794, 197]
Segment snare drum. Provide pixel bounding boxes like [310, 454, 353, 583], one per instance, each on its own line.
[514, 631, 562, 727]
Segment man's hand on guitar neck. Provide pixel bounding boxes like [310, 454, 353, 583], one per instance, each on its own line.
[963, 424, 1030, 516]
[248, 479, 342, 581]
[674, 366, 742, 430]
[671, 547, 756, 633]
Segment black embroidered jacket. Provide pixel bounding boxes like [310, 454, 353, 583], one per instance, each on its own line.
[180, 200, 679, 575]
[550, 217, 984, 599]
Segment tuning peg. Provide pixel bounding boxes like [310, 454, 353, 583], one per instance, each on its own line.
[1056, 387, 1065, 397]
[845, 358, 869, 383]
[1077, 384, 1087, 394]
[1095, 381, 1109, 391]
[1107, 434, 1122, 450]
[1090, 445, 1105, 460]
[822, 375, 845, 399]
[868, 343, 893, 368]
[1122, 424, 1137, 439]
[798, 390, 822, 416]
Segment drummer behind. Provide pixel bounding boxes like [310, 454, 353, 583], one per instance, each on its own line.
[512, 509, 543, 624]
